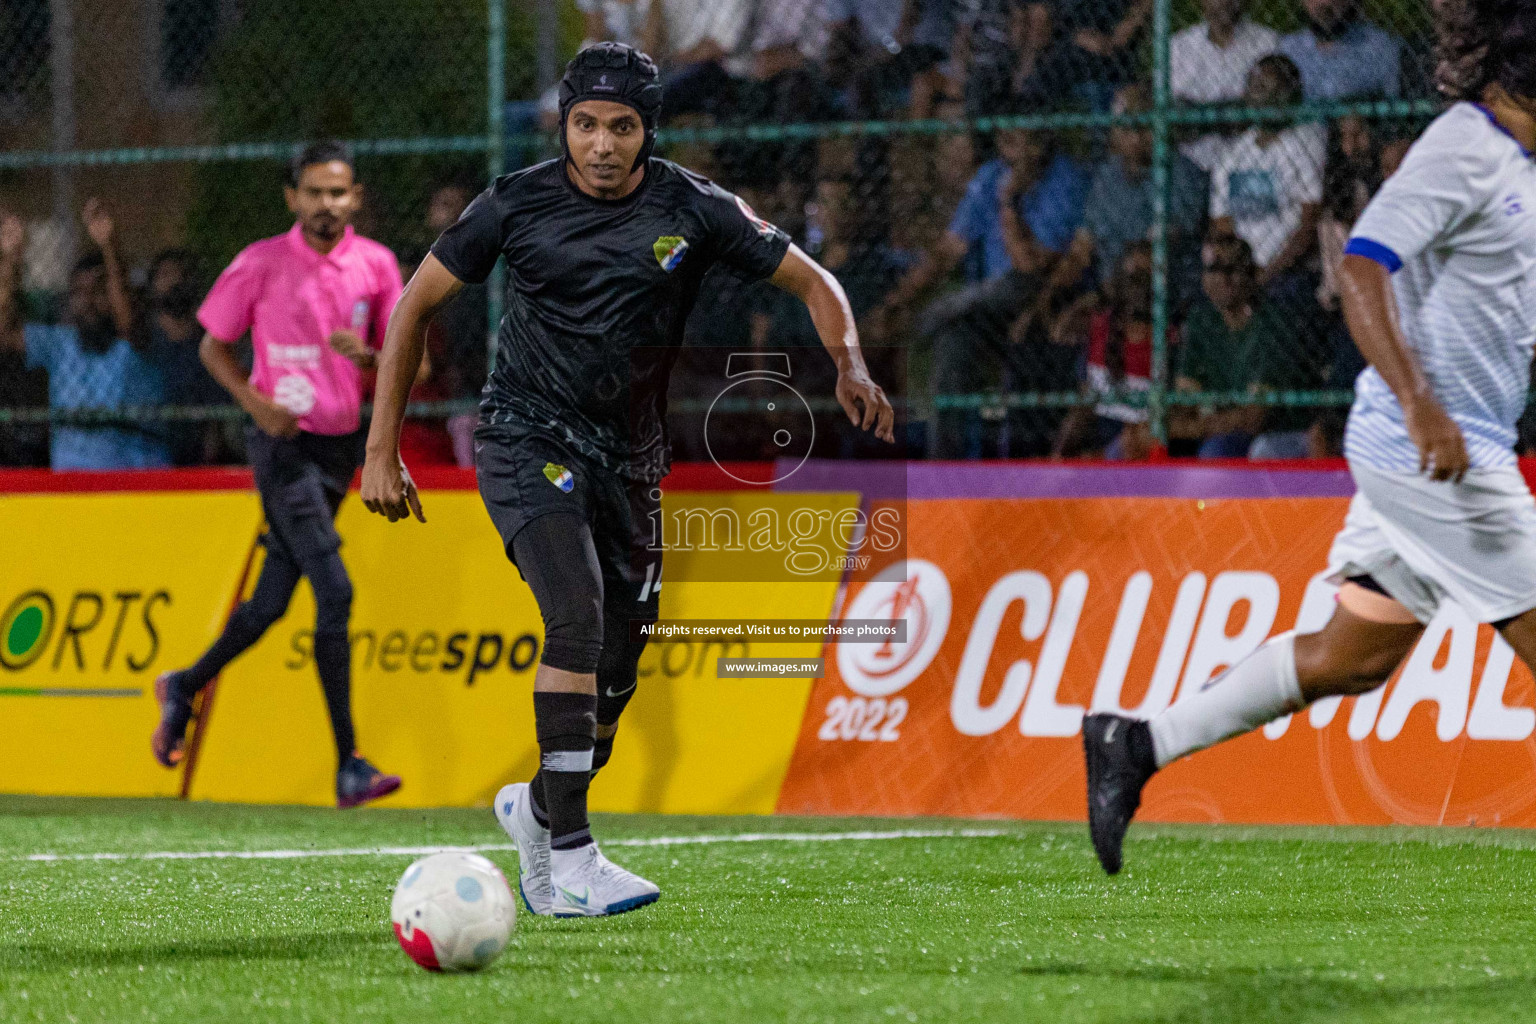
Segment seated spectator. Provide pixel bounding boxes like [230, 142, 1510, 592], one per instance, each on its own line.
[578, 0, 649, 50]
[1315, 114, 1378, 319]
[1171, 0, 1279, 171]
[867, 127, 1087, 457]
[644, 0, 752, 121]
[1014, 83, 1208, 343]
[1208, 55, 1325, 296]
[1278, 0, 1401, 101]
[1050, 0, 1153, 110]
[0, 217, 48, 467]
[955, 1, 1062, 116]
[719, 1, 837, 204]
[824, 0, 953, 117]
[909, 0, 965, 118]
[0, 202, 172, 471]
[1315, 115, 1411, 397]
[756, 172, 915, 350]
[1053, 242, 1171, 460]
[138, 249, 230, 465]
[401, 180, 487, 468]
[1171, 235, 1317, 458]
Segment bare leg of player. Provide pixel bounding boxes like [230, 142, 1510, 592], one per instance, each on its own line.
[1084, 584, 1425, 873]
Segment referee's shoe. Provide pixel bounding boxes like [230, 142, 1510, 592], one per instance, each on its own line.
[336, 754, 401, 809]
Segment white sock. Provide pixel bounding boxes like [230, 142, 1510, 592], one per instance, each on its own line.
[1147, 631, 1302, 768]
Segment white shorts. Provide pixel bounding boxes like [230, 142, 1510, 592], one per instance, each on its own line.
[1326, 461, 1536, 625]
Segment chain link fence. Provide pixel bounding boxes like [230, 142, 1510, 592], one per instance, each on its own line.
[0, 0, 1462, 470]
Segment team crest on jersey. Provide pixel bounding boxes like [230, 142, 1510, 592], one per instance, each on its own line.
[653, 235, 689, 272]
[542, 462, 575, 493]
[351, 299, 370, 328]
[734, 194, 778, 238]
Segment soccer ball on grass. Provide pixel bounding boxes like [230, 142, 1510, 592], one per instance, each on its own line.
[390, 852, 516, 972]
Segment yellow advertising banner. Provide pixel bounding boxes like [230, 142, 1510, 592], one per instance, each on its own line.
[0, 492, 262, 797]
[189, 490, 849, 812]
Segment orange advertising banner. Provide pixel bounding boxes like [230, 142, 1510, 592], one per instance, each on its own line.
[777, 497, 1536, 827]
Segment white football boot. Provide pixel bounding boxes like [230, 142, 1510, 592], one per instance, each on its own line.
[550, 842, 661, 917]
[493, 782, 552, 916]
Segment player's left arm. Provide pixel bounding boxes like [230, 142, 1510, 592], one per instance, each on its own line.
[361, 253, 465, 522]
[768, 243, 896, 443]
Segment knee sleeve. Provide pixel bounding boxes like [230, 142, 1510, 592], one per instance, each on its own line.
[595, 613, 651, 726]
[514, 514, 604, 674]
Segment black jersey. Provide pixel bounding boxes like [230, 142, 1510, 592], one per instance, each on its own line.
[431, 157, 792, 483]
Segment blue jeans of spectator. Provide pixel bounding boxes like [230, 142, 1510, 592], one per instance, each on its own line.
[661, 61, 735, 120]
[1199, 432, 1253, 458]
[924, 270, 1041, 459]
[1248, 430, 1312, 460]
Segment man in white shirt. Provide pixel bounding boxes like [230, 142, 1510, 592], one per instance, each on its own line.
[1083, 0, 1536, 876]
[1170, 0, 1279, 170]
[1208, 54, 1325, 287]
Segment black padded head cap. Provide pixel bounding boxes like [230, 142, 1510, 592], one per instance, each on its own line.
[558, 42, 663, 173]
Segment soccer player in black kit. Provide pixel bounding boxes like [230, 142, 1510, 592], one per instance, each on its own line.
[361, 43, 894, 917]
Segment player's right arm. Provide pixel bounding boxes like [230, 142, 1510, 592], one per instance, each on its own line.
[1339, 254, 1467, 481]
[1337, 110, 1491, 483]
[198, 247, 301, 439]
[360, 253, 463, 523]
[198, 333, 299, 439]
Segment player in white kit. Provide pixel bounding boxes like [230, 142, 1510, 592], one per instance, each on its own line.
[1083, 0, 1536, 873]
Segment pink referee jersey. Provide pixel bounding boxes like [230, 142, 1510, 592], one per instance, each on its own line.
[198, 222, 403, 436]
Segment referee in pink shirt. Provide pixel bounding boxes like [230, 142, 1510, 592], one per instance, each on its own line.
[152, 142, 404, 808]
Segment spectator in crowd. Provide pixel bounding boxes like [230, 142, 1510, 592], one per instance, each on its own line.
[1316, 114, 1380, 287]
[954, 1, 1061, 116]
[720, 1, 838, 213]
[0, 218, 49, 467]
[1313, 114, 1412, 404]
[1052, 241, 1169, 459]
[1051, 0, 1153, 110]
[1208, 54, 1325, 296]
[644, 0, 752, 120]
[1278, 0, 1401, 100]
[887, 95, 978, 254]
[1170, 0, 1279, 170]
[1013, 83, 1208, 344]
[0, 332, 47, 467]
[867, 126, 1087, 457]
[756, 171, 915, 350]
[1171, 234, 1316, 458]
[824, 0, 941, 117]
[138, 249, 230, 465]
[399, 180, 486, 468]
[579, 0, 649, 50]
[0, 202, 172, 471]
[908, 0, 965, 117]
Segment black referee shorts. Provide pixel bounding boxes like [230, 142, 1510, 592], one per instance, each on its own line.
[246, 426, 363, 565]
[474, 423, 662, 621]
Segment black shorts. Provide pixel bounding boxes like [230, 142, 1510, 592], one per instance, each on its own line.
[474, 423, 662, 616]
[246, 426, 364, 564]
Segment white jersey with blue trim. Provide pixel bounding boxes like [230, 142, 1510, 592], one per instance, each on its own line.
[1343, 102, 1536, 471]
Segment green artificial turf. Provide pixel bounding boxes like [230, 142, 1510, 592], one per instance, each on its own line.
[3, 796, 1536, 1023]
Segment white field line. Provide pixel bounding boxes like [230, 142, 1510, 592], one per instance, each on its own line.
[15, 828, 1010, 864]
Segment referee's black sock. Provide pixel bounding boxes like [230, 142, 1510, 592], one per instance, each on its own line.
[314, 630, 357, 765]
[533, 691, 597, 851]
